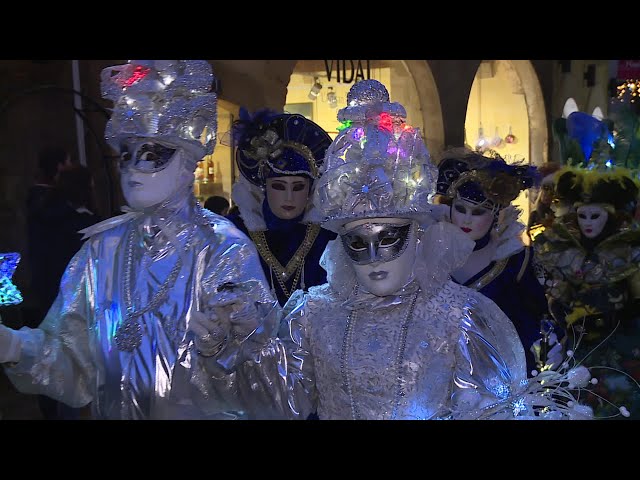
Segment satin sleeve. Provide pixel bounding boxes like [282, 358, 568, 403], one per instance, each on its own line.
[232, 289, 318, 420]
[4, 242, 97, 408]
[450, 292, 529, 419]
[183, 223, 284, 416]
[447, 291, 593, 420]
[193, 223, 278, 375]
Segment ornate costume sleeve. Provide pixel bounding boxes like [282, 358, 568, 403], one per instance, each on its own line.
[450, 291, 593, 420]
[230, 289, 318, 419]
[185, 222, 284, 414]
[3, 242, 96, 408]
[450, 292, 529, 419]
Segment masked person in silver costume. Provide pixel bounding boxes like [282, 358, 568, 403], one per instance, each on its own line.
[0, 60, 276, 420]
[196, 80, 595, 420]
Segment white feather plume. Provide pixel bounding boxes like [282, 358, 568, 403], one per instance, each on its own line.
[231, 175, 266, 231]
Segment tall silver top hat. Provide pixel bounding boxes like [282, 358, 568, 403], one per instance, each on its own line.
[101, 60, 217, 167]
[309, 79, 437, 233]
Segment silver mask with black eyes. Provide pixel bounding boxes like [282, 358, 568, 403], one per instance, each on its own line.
[341, 222, 413, 265]
[119, 139, 178, 174]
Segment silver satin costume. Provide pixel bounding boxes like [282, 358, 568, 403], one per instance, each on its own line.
[5, 194, 273, 419]
[232, 233, 532, 420]
[227, 80, 594, 420]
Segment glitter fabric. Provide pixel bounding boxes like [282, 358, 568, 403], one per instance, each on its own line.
[102, 60, 217, 166]
[2, 61, 276, 419]
[237, 275, 593, 420]
[308, 79, 438, 233]
[0, 252, 23, 306]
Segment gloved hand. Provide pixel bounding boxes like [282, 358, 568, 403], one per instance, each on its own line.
[188, 288, 262, 357]
[530, 332, 564, 371]
[188, 310, 230, 357]
[0, 323, 22, 364]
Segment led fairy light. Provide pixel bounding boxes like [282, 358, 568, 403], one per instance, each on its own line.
[616, 79, 640, 103]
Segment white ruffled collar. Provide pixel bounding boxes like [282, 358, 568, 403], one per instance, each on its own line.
[431, 203, 526, 261]
[492, 205, 526, 260]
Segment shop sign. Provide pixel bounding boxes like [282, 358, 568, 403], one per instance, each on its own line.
[617, 60, 640, 79]
[324, 60, 370, 84]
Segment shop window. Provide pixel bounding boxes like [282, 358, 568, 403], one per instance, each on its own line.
[194, 103, 235, 206]
[284, 102, 314, 121]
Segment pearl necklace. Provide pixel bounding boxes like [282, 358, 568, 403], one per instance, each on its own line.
[341, 288, 419, 420]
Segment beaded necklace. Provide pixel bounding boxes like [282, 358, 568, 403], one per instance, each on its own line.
[249, 223, 321, 300]
[114, 222, 196, 352]
[340, 288, 419, 420]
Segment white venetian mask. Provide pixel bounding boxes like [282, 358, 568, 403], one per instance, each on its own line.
[119, 138, 191, 210]
[342, 217, 418, 296]
[266, 175, 310, 220]
[450, 197, 495, 241]
[576, 204, 608, 239]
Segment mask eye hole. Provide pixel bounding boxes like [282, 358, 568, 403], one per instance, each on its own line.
[454, 204, 466, 214]
[139, 143, 159, 162]
[471, 208, 487, 216]
[347, 237, 367, 251]
[118, 143, 132, 170]
[119, 149, 132, 169]
[131, 142, 176, 172]
[590, 214, 600, 220]
[578, 213, 587, 219]
[379, 235, 399, 247]
[292, 183, 307, 192]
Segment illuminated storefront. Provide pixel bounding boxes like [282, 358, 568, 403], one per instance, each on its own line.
[284, 60, 429, 142]
[193, 99, 238, 205]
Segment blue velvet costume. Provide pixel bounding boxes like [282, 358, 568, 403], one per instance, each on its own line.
[227, 204, 336, 307]
[437, 150, 549, 376]
[453, 230, 549, 374]
[228, 109, 335, 307]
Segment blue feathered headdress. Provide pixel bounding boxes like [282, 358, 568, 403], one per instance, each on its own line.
[233, 108, 332, 187]
[437, 148, 541, 209]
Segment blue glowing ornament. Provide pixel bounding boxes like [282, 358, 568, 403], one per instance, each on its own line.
[0, 252, 23, 306]
[565, 112, 611, 166]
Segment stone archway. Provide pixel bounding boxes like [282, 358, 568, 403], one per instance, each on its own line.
[510, 60, 548, 167]
[466, 60, 548, 168]
[268, 60, 445, 157]
[401, 60, 445, 156]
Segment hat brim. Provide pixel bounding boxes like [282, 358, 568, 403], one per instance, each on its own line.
[321, 209, 437, 234]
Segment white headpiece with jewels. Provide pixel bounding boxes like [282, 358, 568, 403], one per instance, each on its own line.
[309, 79, 438, 233]
[101, 60, 217, 166]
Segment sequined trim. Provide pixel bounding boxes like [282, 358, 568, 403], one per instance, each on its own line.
[249, 224, 321, 299]
[516, 247, 530, 283]
[468, 258, 508, 291]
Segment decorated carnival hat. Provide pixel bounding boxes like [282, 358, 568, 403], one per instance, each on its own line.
[233, 108, 332, 187]
[101, 60, 217, 168]
[436, 147, 540, 212]
[554, 165, 639, 215]
[309, 79, 438, 233]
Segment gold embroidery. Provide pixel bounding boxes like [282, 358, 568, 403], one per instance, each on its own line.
[249, 224, 321, 299]
[469, 258, 509, 291]
[516, 247, 530, 282]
